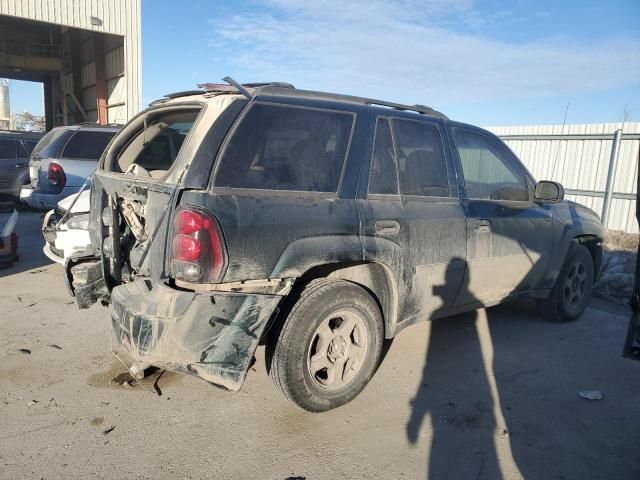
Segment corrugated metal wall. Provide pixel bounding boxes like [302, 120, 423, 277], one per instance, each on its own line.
[485, 122, 640, 233]
[0, 0, 141, 121]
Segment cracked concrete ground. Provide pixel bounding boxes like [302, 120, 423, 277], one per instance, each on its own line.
[1, 211, 639, 480]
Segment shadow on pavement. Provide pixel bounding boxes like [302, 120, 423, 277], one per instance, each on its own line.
[406, 260, 503, 479]
[406, 267, 640, 480]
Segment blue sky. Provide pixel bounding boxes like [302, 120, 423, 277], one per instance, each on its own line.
[8, 0, 640, 126]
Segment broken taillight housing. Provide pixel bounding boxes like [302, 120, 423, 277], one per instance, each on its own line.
[170, 207, 227, 283]
[48, 163, 66, 191]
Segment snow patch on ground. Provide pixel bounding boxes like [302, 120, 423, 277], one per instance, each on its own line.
[593, 230, 638, 306]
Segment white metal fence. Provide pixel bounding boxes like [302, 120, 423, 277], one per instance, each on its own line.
[485, 122, 640, 233]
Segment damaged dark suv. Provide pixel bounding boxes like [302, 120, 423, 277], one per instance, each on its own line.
[66, 79, 603, 412]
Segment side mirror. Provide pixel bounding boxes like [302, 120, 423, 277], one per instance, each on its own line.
[535, 180, 564, 203]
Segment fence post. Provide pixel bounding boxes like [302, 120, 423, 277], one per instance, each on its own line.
[601, 129, 622, 229]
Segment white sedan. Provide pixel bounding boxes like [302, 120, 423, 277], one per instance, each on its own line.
[42, 189, 91, 265]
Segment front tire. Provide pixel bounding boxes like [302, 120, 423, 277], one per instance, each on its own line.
[267, 279, 384, 412]
[538, 243, 594, 322]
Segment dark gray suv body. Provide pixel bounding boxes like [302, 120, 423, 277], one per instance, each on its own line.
[0, 130, 42, 199]
[66, 82, 603, 411]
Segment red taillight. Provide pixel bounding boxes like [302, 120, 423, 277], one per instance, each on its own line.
[48, 163, 66, 189]
[170, 208, 226, 283]
[172, 235, 202, 262]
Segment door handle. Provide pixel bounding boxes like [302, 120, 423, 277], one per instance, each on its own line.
[475, 220, 491, 232]
[375, 220, 400, 235]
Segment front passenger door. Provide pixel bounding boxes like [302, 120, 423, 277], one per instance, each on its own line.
[451, 128, 553, 306]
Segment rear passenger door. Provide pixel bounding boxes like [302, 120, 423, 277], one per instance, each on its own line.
[450, 127, 553, 305]
[360, 115, 467, 328]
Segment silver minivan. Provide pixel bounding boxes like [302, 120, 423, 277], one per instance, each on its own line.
[21, 124, 119, 209]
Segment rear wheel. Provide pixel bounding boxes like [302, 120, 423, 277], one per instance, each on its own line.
[267, 279, 384, 412]
[538, 243, 594, 322]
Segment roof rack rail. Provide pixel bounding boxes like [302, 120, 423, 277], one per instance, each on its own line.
[243, 81, 295, 89]
[364, 99, 448, 119]
[75, 122, 122, 127]
[0, 129, 43, 134]
[196, 78, 296, 97]
[164, 90, 205, 99]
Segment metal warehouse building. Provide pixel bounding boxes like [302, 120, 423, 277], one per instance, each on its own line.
[0, 0, 141, 130]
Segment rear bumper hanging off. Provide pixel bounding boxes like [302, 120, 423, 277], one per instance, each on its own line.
[110, 279, 285, 391]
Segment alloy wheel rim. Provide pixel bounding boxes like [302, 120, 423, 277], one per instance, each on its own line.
[307, 309, 368, 390]
[564, 261, 587, 308]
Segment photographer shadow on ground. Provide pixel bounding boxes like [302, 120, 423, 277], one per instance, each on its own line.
[406, 258, 519, 480]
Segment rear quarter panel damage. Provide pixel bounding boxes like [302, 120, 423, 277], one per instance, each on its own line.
[110, 279, 284, 391]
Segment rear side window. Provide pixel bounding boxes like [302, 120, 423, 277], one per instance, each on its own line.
[32, 128, 72, 158]
[454, 129, 529, 201]
[369, 119, 398, 195]
[133, 122, 190, 171]
[368, 117, 449, 197]
[215, 103, 354, 192]
[0, 139, 16, 159]
[395, 119, 449, 197]
[62, 131, 115, 160]
[114, 110, 199, 177]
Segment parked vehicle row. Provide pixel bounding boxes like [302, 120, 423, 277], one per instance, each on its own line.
[0, 130, 43, 200]
[41, 80, 602, 412]
[21, 124, 119, 209]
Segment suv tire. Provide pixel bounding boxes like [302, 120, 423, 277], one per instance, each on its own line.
[267, 278, 384, 412]
[538, 243, 594, 322]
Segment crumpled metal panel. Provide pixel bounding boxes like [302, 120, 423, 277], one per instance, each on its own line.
[110, 279, 282, 391]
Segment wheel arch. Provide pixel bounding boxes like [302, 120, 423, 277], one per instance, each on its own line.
[263, 261, 399, 345]
[307, 261, 398, 339]
[572, 234, 603, 278]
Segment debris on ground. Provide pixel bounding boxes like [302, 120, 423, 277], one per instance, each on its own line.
[17, 348, 31, 354]
[46, 344, 63, 350]
[102, 426, 116, 435]
[579, 390, 603, 400]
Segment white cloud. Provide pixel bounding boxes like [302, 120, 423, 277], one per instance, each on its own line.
[208, 0, 640, 106]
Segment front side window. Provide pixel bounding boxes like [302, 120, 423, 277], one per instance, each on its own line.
[454, 129, 529, 202]
[0, 139, 16, 159]
[215, 103, 354, 192]
[368, 117, 449, 197]
[62, 131, 116, 160]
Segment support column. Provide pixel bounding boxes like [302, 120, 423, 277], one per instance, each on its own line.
[94, 34, 108, 125]
[43, 77, 54, 131]
[601, 129, 622, 229]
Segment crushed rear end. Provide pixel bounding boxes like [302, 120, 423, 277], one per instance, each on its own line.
[67, 91, 287, 390]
